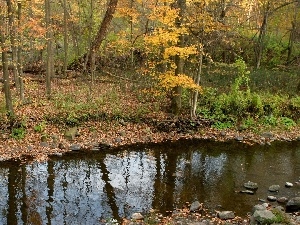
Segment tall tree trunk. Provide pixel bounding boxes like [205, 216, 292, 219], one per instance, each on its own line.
[171, 0, 186, 115]
[287, 2, 298, 64]
[255, 2, 270, 69]
[0, 14, 15, 118]
[63, 0, 68, 78]
[87, 0, 119, 72]
[190, 46, 203, 118]
[17, 1, 25, 101]
[45, 0, 54, 98]
[6, 0, 20, 91]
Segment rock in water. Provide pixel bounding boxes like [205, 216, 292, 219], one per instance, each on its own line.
[252, 210, 276, 224]
[285, 182, 293, 187]
[244, 181, 258, 190]
[268, 185, 280, 192]
[286, 197, 300, 212]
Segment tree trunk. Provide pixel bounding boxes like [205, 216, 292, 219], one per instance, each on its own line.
[190, 47, 203, 118]
[87, 0, 119, 71]
[255, 3, 270, 69]
[63, 0, 68, 78]
[45, 0, 54, 98]
[287, 2, 298, 64]
[17, 1, 25, 101]
[6, 0, 20, 91]
[171, 0, 186, 115]
[0, 14, 15, 118]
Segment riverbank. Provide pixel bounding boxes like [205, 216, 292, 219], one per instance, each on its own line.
[0, 115, 300, 162]
[0, 74, 299, 162]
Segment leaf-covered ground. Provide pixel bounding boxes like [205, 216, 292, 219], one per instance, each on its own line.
[0, 74, 299, 162]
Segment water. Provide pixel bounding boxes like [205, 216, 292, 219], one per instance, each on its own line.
[0, 140, 299, 224]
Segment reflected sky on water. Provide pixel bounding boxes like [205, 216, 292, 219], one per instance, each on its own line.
[0, 140, 299, 224]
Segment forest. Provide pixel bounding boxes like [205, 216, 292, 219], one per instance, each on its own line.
[0, 0, 300, 160]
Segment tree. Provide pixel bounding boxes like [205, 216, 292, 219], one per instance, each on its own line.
[1, 2, 15, 118]
[45, 0, 54, 98]
[87, 0, 119, 73]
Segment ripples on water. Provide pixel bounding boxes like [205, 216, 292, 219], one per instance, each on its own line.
[0, 140, 299, 224]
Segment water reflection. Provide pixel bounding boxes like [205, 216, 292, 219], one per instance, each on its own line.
[0, 140, 299, 224]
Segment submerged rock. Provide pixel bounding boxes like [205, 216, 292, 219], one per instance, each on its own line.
[268, 185, 280, 192]
[240, 190, 255, 195]
[244, 181, 258, 190]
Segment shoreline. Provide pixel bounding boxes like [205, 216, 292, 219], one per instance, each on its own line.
[0, 118, 299, 162]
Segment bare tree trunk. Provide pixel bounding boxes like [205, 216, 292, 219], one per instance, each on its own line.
[171, 0, 186, 115]
[17, 1, 25, 101]
[63, 0, 68, 78]
[6, 0, 20, 91]
[0, 28, 15, 118]
[45, 0, 54, 98]
[87, 0, 119, 71]
[287, 2, 298, 64]
[190, 47, 203, 118]
[255, 2, 270, 69]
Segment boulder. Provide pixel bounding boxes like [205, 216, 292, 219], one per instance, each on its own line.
[190, 201, 202, 212]
[70, 144, 81, 151]
[217, 211, 235, 220]
[252, 209, 276, 224]
[131, 213, 144, 220]
[286, 197, 300, 212]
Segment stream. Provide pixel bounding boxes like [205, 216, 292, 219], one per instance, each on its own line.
[0, 140, 299, 224]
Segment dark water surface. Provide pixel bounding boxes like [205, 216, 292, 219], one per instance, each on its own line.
[0, 140, 299, 224]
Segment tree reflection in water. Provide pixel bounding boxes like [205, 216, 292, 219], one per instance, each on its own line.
[0, 140, 299, 224]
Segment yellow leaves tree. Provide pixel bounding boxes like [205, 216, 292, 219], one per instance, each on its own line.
[144, 0, 201, 115]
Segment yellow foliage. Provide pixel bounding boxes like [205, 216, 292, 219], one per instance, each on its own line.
[164, 46, 197, 59]
[158, 71, 202, 91]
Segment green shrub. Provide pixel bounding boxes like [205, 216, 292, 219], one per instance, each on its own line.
[11, 127, 26, 139]
[280, 117, 296, 129]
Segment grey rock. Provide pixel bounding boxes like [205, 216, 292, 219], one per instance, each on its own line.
[54, 153, 63, 157]
[285, 182, 293, 187]
[286, 197, 300, 212]
[240, 190, 255, 195]
[244, 181, 258, 190]
[131, 213, 144, 220]
[70, 144, 81, 151]
[267, 196, 277, 201]
[277, 197, 288, 203]
[190, 201, 202, 212]
[252, 204, 267, 213]
[252, 209, 276, 224]
[269, 185, 280, 192]
[217, 211, 235, 220]
[235, 136, 244, 142]
[115, 137, 122, 143]
[27, 145, 33, 151]
[40, 142, 49, 147]
[261, 132, 273, 139]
